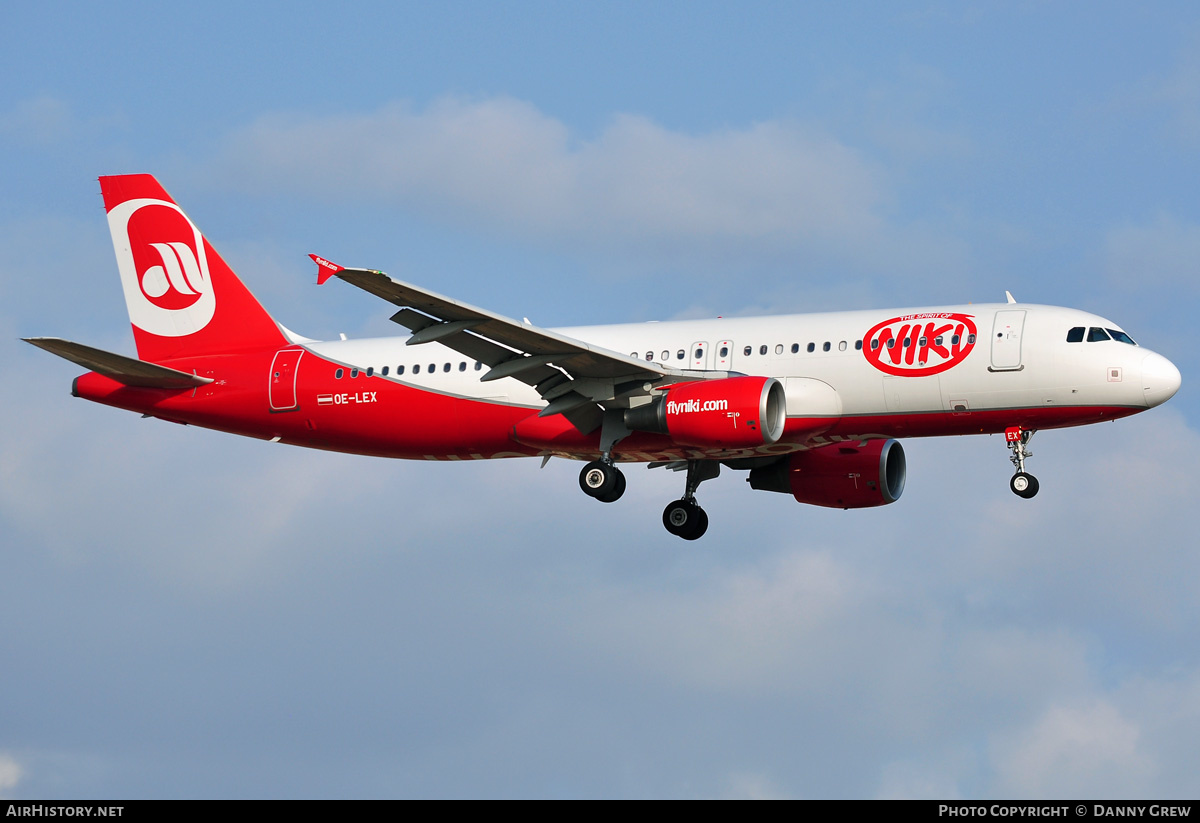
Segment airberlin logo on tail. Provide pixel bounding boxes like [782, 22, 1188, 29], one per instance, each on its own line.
[107, 198, 216, 337]
[863, 313, 977, 377]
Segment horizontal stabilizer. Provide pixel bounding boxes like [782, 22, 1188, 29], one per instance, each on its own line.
[23, 337, 213, 388]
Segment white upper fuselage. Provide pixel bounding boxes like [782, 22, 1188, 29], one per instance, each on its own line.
[304, 302, 1180, 428]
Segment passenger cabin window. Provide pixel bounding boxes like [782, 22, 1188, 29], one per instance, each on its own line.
[759, 345, 768, 355]
[823, 342, 831, 352]
[1066, 327, 1085, 343]
[677, 350, 685, 360]
[719, 346, 729, 357]
[775, 344, 784, 355]
[397, 365, 405, 375]
[475, 362, 482, 371]
[743, 346, 752, 357]
[350, 368, 359, 378]
[855, 340, 863, 350]
[694, 348, 703, 359]
[645, 352, 653, 361]
[839, 341, 847, 352]
[335, 368, 344, 379]
[1087, 327, 1111, 342]
[459, 362, 466, 371]
[791, 343, 799, 354]
[366, 367, 374, 377]
[807, 343, 815, 353]
[661, 351, 669, 361]
[381, 366, 389, 376]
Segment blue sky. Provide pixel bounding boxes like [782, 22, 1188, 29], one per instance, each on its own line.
[2, 1, 1199, 798]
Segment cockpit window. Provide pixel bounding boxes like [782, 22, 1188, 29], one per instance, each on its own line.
[1066, 327, 1085, 343]
[1107, 329, 1137, 345]
[1087, 327, 1111, 342]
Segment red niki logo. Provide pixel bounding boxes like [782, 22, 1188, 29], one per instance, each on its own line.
[127, 205, 207, 310]
[862, 313, 977, 377]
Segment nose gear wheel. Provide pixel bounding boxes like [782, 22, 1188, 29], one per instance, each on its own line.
[1004, 427, 1039, 499]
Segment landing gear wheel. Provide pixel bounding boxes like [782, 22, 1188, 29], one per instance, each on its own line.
[662, 499, 709, 540]
[596, 469, 626, 503]
[1010, 472, 1039, 499]
[579, 460, 621, 499]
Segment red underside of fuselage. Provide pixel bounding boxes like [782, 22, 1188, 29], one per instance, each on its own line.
[71, 349, 1143, 463]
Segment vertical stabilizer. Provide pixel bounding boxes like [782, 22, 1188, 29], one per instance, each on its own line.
[100, 174, 287, 363]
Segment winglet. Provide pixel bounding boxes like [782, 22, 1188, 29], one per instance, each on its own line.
[309, 253, 344, 285]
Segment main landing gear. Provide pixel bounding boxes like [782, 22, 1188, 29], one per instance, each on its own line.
[578, 456, 718, 540]
[662, 460, 719, 541]
[1005, 426, 1039, 499]
[579, 458, 626, 503]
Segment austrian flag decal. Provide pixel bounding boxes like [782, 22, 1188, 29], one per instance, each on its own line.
[863, 313, 977, 377]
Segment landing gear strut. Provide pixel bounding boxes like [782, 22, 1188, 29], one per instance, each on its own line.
[1005, 426, 1039, 499]
[662, 460, 718, 540]
[579, 457, 626, 503]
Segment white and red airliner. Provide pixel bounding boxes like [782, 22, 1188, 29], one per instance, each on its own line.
[27, 175, 1182, 539]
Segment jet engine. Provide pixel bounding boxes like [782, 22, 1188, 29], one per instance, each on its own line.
[624, 376, 786, 449]
[748, 438, 906, 508]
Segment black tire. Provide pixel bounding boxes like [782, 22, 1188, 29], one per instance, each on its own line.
[1010, 472, 1039, 499]
[579, 460, 617, 498]
[681, 507, 709, 541]
[663, 499, 707, 539]
[596, 468, 626, 503]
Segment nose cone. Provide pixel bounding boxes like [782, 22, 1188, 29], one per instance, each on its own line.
[1142, 351, 1182, 408]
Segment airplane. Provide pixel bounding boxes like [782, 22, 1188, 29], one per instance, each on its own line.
[25, 174, 1183, 540]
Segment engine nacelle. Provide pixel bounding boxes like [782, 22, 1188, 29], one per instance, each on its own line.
[624, 376, 787, 449]
[748, 439, 906, 509]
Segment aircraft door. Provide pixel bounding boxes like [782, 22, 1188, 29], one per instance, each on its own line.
[715, 340, 733, 371]
[690, 341, 709, 370]
[991, 310, 1026, 371]
[269, 349, 304, 411]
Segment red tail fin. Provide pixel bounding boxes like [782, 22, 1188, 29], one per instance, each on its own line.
[101, 174, 287, 363]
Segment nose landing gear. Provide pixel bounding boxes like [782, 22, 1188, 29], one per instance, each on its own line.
[1005, 427, 1039, 499]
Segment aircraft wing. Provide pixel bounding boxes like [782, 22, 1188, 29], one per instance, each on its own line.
[311, 255, 696, 432]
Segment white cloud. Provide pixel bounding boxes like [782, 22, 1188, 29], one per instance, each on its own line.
[211, 97, 967, 278]
[722, 771, 791, 799]
[0, 752, 22, 797]
[564, 549, 870, 695]
[992, 699, 1154, 798]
